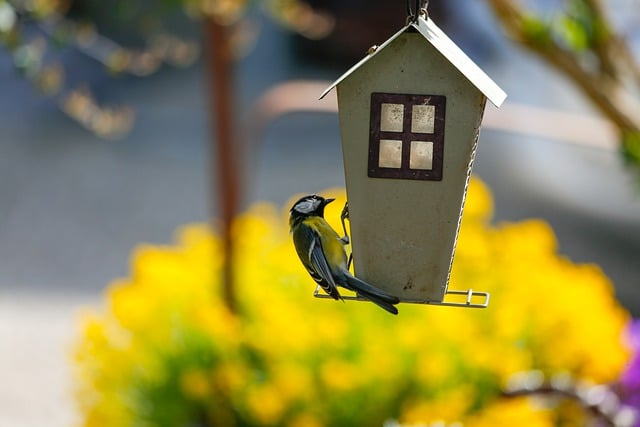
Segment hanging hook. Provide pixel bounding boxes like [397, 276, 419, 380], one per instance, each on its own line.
[407, 0, 428, 24]
[421, 0, 430, 21]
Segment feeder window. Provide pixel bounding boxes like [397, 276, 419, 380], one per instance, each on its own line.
[410, 140, 434, 170]
[411, 105, 436, 133]
[368, 93, 446, 181]
[380, 104, 404, 132]
[379, 139, 403, 168]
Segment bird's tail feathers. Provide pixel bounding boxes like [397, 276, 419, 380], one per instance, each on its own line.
[320, 283, 343, 301]
[344, 274, 400, 315]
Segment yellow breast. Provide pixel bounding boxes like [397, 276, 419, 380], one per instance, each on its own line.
[305, 216, 348, 271]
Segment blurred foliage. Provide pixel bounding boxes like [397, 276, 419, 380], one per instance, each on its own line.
[551, 0, 607, 52]
[74, 178, 635, 426]
[622, 132, 640, 167]
[0, 0, 332, 137]
[4, 0, 639, 171]
[486, 0, 640, 171]
[0, 0, 201, 138]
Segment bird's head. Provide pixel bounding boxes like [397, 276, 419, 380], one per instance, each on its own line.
[290, 194, 335, 219]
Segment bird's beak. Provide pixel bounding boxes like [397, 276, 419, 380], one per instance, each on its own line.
[324, 198, 335, 205]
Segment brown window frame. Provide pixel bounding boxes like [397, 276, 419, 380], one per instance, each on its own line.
[368, 92, 446, 181]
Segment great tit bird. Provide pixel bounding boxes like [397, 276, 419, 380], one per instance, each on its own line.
[289, 194, 400, 315]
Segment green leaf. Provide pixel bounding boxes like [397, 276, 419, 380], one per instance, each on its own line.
[622, 132, 640, 169]
[555, 15, 589, 51]
[521, 14, 553, 47]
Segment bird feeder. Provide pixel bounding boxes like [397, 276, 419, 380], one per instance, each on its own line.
[319, 8, 506, 308]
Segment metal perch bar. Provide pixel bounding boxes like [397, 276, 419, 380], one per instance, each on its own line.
[313, 197, 489, 309]
[314, 286, 490, 309]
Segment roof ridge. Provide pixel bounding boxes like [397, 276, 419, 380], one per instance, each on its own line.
[320, 16, 507, 107]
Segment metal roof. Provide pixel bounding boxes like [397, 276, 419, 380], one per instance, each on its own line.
[320, 16, 507, 107]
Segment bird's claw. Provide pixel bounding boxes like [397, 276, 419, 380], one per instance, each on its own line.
[340, 201, 350, 244]
[341, 201, 349, 221]
[340, 201, 352, 268]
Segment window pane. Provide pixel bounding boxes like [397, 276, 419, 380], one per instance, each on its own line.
[379, 139, 403, 168]
[380, 103, 404, 132]
[410, 140, 433, 170]
[411, 105, 435, 133]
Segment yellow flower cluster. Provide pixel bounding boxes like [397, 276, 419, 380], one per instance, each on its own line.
[74, 178, 630, 426]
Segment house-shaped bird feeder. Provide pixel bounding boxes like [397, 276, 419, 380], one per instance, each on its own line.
[319, 9, 506, 308]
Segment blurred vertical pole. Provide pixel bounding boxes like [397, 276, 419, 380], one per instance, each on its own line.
[204, 18, 238, 312]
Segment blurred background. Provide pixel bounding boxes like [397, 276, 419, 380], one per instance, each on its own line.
[1, 0, 639, 425]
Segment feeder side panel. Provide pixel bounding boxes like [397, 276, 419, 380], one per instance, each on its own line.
[336, 31, 487, 303]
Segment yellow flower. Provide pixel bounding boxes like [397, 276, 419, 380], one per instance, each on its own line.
[73, 177, 631, 427]
[245, 384, 286, 425]
[320, 358, 362, 391]
[286, 412, 324, 427]
[271, 363, 314, 402]
[400, 386, 474, 425]
[465, 397, 554, 427]
[180, 369, 211, 399]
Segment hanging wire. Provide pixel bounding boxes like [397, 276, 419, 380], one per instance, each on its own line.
[406, 0, 428, 23]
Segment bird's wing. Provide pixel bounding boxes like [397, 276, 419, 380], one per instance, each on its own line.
[304, 226, 343, 301]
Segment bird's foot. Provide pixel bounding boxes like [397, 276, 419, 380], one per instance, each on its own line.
[340, 201, 350, 244]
